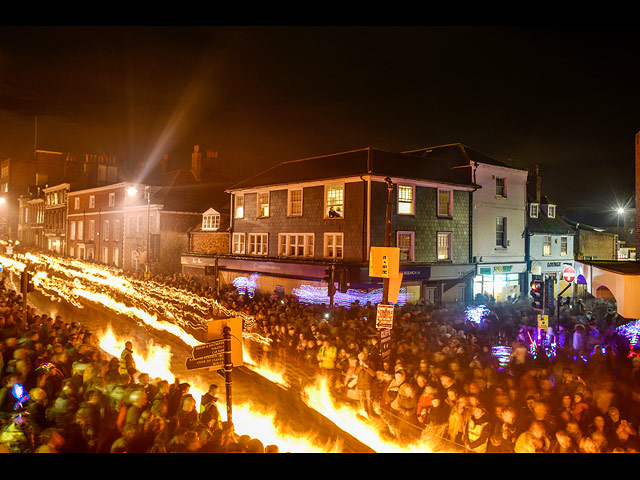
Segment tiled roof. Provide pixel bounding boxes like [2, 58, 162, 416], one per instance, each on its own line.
[528, 212, 576, 235]
[226, 147, 476, 191]
[402, 143, 518, 170]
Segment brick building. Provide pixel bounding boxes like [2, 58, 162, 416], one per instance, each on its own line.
[67, 182, 134, 267]
[223, 147, 477, 304]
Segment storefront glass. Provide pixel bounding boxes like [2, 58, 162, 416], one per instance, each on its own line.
[474, 273, 520, 302]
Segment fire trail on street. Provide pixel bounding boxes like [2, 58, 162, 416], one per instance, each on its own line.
[1, 251, 452, 453]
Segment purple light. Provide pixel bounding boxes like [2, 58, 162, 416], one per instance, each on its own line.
[233, 273, 259, 298]
[465, 305, 489, 325]
[292, 285, 411, 307]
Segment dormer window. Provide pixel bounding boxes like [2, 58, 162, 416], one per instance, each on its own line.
[530, 203, 539, 218]
[547, 205, 556, 219]
[202, 208, 220, 231]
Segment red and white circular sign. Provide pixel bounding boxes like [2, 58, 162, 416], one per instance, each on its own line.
[562, 266, 576, 283]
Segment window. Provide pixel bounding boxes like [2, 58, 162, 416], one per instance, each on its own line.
[202, 213, 220, 230]
[74, 197, 80, 210]
[438, 189, 453, 217]
[127, 216, 134, 237]
[397, 185, 414, 215]
[103, 220, 109, 241]
[137, 216, 143, 234]
[234, 194, 244, 219]
[103, 247, 109, 264]
[288, 189, 303, 216]
[397, 231, 415, 261]
[232, 233, 245, 254]
[89, 220, 95, 241]
[70, 221, 76, 240]
[543, 236, 552, 256]
[324, 233, 343, 259]
[109, 193, 115, 207]
[547, 205, 556, 219]
[496, 217, 507, 247]
[325, 185, 344, 218]
[114, 219, 121, 242]
[437, 232, 452, 260]
[257, 192, 270, 218]
[530, 203, 539, 218]
[77, 220, 83, 240]
[279, 233, 314, 257]
[248, 233, 268, 256]
[89, 195, 95, 209]
[560, 236, 568, 256]
[496, 177, 506, 197]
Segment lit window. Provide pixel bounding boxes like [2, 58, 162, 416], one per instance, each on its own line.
[279, 233, 314, 257]
[74, 197, 80, 210]
[235, 194, 244, 219]
[248, 233, 268, 256]
[77, 220, 83, 240]
[496, 217, 507, 247]
[288, 189, 303, 216]
[560, 236, 568, 256]
[202, 213, 220, 231]
[257, 192, 270, 218]
[325, 185, 344, 218]
[397, 185, 414, 215]
[324, 233, 343, 259]
[437, 232, 452, 260]
[543, 236, 552, 256]
[70, 221, 76, 240]
[496, 177, 506, 197]
[397, 231, 414, 261]
[232, 233, 245, 254]
[438, 189, 453, 217]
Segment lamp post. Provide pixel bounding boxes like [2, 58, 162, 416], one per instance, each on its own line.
[145, 185, 150, 278]
[127, 185, 151, 276]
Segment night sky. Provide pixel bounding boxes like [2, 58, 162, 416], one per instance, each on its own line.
[1, 26, 639, 225]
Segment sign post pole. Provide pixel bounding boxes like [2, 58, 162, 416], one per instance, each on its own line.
[223, 326, 233, 422]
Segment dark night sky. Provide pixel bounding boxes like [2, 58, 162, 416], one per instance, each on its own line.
[1, 25, 639, 225]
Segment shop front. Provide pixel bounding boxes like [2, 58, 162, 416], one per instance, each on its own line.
[474, 262, 527, 302]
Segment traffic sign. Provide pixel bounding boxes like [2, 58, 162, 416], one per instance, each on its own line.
[376, 304, 394, 329]
[562, 266, 576, 283]
[192, 339, 225, 359]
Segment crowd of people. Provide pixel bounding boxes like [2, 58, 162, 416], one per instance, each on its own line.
[205, 279, 640, 453]
[0, 277, 277, 453]
[3, 265, 640, 453]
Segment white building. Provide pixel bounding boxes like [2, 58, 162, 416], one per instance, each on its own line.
[404, 143, 529, 302]
[470, 161, 529, 302]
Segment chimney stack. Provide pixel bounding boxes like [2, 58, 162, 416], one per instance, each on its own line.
[191, 145, 202, 182]
[161, 154, 170, 173]
[527, 164, 541, 203]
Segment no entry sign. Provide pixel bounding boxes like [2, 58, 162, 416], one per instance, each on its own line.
[562, 266, 576, 283]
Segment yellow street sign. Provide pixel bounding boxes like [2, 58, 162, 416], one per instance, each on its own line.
[369, 247, 400, 278]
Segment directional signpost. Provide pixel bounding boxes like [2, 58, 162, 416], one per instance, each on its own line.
[185, 318, 243, 422]
[186, 339, 226, 370]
